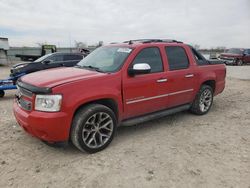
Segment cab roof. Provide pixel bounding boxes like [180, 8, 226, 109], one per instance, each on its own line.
[108, 39, 185, 48]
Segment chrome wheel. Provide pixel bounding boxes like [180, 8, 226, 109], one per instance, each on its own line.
[82, 112, 114, 149]
[199, 89, 212, 112]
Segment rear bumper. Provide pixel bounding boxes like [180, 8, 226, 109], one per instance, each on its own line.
[13, 102, 71, 142]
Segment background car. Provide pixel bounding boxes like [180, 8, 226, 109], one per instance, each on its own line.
[219, 48, 250, 66]
[10, 52, 85, 77]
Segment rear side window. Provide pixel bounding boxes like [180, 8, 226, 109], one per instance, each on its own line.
[165, 46, 189, 70]
[132, 47, 163, 73]
[64, 55, 83, 61]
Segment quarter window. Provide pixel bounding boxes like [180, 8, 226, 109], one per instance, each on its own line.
[165, 46, 189, 70]
[132, 47, 163, 73]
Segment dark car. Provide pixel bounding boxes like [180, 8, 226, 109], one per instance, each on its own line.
[10, 52, 85, 77]
[219, 48, 250, 66]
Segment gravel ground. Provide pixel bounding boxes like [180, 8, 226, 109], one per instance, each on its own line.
[0, 64, 250, 188]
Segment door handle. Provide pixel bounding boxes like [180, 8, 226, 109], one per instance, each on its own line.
[185, 74, 194, 78]
[157, 78, 168, 83]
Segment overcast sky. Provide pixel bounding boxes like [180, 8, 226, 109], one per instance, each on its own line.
[0, 0, 249, 48]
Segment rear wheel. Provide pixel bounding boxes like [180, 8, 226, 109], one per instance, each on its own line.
[190, 85, 213, 115]
[71, 104, 117, 153]
[0, 90, 5, 98]
[237, 60, 244, 66]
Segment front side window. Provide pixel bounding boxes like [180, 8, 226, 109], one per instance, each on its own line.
[64, 55, 83, 61]
[34, 54, 52, 62]
[131, 47, 163, 73]
[48, 54, 64, 63]
[78, 46, 132, 72]
[165, 46, 189, 70]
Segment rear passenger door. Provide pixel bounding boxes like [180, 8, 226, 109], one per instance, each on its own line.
[164, 46, 195, 108]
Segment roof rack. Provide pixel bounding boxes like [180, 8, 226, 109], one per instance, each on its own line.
[123, 39, 183, 44]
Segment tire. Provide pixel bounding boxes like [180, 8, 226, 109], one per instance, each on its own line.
[70, 104, 117, 153]
[0, 90, 5, 98]
[237, 60, 244, 66]
[190, 85, 213, 115]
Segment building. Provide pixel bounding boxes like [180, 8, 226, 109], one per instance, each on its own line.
[0, 37, 9, 64]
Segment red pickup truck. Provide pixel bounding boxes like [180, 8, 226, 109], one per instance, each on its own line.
[13, 39, 226, 153]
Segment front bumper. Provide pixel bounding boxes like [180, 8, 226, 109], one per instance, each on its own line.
[13, 102, 71, 142]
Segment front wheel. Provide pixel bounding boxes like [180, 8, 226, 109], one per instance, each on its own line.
[190, 85, 213, 115]
[70, 104, 117, 153]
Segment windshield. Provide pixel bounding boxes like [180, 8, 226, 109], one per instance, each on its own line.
[34, 53, 52, 62]
[226, 48, 244, 55]
[77, 46, 132, 72]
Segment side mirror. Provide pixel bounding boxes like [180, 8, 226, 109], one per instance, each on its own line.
[243, 52, 247, 56]
[128, 63, 151, 76]
[42, 60, 53, 64]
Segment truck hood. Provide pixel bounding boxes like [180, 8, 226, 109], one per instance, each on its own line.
[20, 67, 105, 88]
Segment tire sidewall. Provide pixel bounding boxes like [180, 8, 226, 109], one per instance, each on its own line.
[74, 105, 117, 153]
[197, 85, 213, 115]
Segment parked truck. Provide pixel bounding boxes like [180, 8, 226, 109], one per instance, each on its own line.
[219, 48, 250, 66]
[15, 45, 57, 61]
[13, 39, 226, 153]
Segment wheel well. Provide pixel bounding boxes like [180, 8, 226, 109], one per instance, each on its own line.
[74, 98, 119, 119]
[202, 80, 215, 91]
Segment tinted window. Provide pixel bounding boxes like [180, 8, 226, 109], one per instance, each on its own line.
[132, 47, 163, 73]
[64, 55, 83, 61]
[47, 54, 64, 62]
[165, 46, 189, 70]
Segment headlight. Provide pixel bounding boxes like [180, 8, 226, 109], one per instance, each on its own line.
[35, 94, 62, 112]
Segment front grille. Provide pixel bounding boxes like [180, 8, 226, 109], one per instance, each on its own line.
[17, 97, 32, 111]
[17, 85, 33, 98]
[16, 85, 33, 111]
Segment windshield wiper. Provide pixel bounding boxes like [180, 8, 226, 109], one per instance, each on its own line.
[81, 65, 105, 73]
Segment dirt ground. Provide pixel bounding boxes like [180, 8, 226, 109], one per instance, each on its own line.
[0, 64, 250, 188]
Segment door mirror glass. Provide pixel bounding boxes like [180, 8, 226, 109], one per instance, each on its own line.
[128, 63, 151, 76]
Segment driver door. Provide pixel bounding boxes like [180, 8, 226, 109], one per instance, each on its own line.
[123, 47, 168, 119]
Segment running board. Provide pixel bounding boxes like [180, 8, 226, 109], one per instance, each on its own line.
[121, 104, 191, 126]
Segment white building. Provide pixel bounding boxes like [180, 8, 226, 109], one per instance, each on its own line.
[0, 37, 9, 64]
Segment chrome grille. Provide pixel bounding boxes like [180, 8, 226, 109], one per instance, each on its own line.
[17, 97, 32, 111]
[17, 85, 33, 98]
[16, 86, 33, 111]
